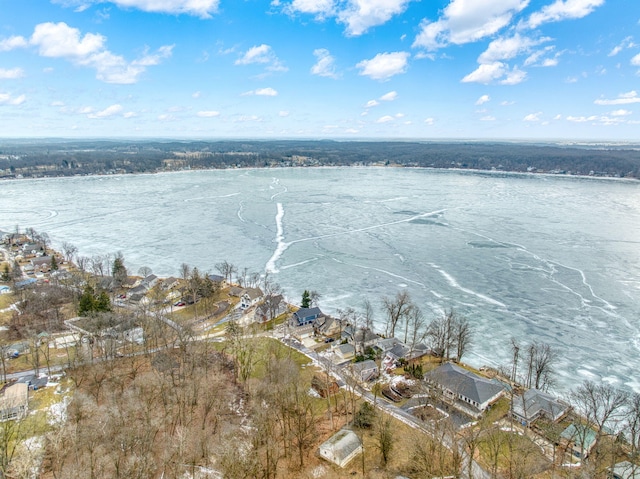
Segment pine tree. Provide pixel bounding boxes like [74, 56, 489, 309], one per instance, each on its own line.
[301, 290, 311, 308]
[78, 285, 96, 316]
[50, 255, 58, 271]
[1, 264, 10, 282]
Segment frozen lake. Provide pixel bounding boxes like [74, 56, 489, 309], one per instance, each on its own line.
[2, 167, 639, 393]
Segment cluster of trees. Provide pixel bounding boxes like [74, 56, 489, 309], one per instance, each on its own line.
[2, 139, 639, 179]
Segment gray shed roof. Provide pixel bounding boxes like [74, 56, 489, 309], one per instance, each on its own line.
[426, 362, 505, 405]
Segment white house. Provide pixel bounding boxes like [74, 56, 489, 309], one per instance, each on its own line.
[318, 429, 363, 468]
[240, 287, 263, 310]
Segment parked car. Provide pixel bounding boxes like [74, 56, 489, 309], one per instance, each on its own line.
[324, 337, 335, 343]
[174, 301, 185, 307]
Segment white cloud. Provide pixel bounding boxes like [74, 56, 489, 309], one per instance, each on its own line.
[632, 53, 640, 66]
[0, 68, 25, 79]
[235, 44, 287, 72]
[609, 109, 631, 116]
[356, 51, 409, 80]
[376, 115, 394, 123]
[192, 91, 201, 99]
[87, 104, 123, 118]
[197, 110, 220, 117]
[500, 67, 526, 84]
[279, 110, 290, 117]
[527, 0, 604, 29]
[501, 100, 515, 106]
[0, 93, 26, 105]
[311, 48, 339, 78]
[0, 35, 28, 51]
[424, 117, 435, 125]
[285, 0, 334, 16]
[608, 36, 635, 57]
[413, 0, 529, 51]
[27, 22, 172, 84]
[594, 91, 640, 105]
[158, 114, 174, 121]
[51, 101, 65, 107]
[395, 112, 404, 118]
[566, 115, 597, 122]
[242, 87, 279, 96]
[53, 0, 220, 18]
[476, 94, 490, 105]
[480, 115, 496, 121]
[338, 0, 412, 36]
[553, 114, 562, 120]
[461, 62, 506, 83]
[523, 111, 542, 121]
[365, 100, 379, 107]
[123, 111, 136, 118]
[380, 90, 397, 101]
[478, 33, 545, 63]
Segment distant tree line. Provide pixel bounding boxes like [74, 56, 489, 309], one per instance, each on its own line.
[1, 139, 639, 179]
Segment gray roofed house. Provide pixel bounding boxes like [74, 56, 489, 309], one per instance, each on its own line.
[334, 343, 355, 361]
[386, 343, 410, 362]
[375, 337, 402, 354]
[425, 362, 506, 416]
[610, 461, 640, 479]
[351, 359, 379, 382]
[292, 307, 322, 326]
[240, 287, 263, 309]
[512, 388, 570, 426]
[318, 429, 363, 468]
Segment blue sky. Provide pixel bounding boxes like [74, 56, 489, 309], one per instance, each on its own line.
[0, 0, 639, 140]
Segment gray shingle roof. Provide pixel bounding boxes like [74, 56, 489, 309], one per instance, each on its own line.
[427, 362, 505, 405]
[512, 388, 569, 423]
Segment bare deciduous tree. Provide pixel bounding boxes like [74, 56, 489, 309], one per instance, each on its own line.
[382, 290, 414, 338]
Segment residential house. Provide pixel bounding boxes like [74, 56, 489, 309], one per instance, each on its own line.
[375, 337, 402, 355]
[425, 362, 506, 417]
[240, 287, 263, 310]
[21, 243, 43, 258]
[511, 388, 570, 426]
[318, 429, 363, 468]
[351, 360, 379, 382]
[609, 461, 640, 479]
[0, 383, 28, 421]
[161, 277, 180, 290]
[31, 256, 52, 273]
[386, 343, 410, 363]
[560, 423, 597, 459]
[291, 307, 323, 327]
[313, 315, 342, 338]
[334, 343, 355, 362]
[254, 294, 287, 323]
[207, 274, 226, 287]
[141, 274, 159, 289]
[228, 286, 244, 297]
[350, 328, 380, 354]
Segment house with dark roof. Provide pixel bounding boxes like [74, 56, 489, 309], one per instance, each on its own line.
[291, 307, 323, 326]
[425, 362, 506, 417]
[512, 388, 570, 426]
[318, 429, 363, 468]
[334, 343, 355, 362]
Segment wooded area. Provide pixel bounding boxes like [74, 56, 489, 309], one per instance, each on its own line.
[1, 139, 639, 179]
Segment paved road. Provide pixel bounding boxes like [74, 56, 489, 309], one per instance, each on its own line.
[278, 333, 490, 479]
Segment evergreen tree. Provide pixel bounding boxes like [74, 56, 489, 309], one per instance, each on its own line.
[95, 291, 111, 312]
[301, 290, 311, 308]
[50, 255, 58, 271]
[78, 285, 96, 316]
[112, 253, 127, 287]
[1, 264, 9, 282]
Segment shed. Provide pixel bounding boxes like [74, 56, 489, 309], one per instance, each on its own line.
[318, 429, 363, 468]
